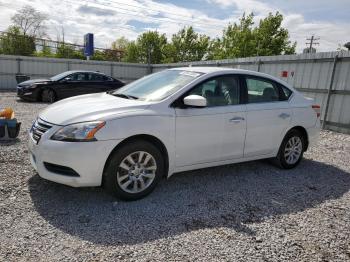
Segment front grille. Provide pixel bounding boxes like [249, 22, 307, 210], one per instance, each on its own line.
[31, 118, 52, 144]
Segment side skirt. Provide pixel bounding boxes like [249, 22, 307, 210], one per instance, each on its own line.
[168, 152, 277, 178]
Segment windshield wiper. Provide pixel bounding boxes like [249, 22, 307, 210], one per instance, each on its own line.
[109, 93, 138, 100]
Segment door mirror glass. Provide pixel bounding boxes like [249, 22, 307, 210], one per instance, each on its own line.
[183, 95, 207, 107]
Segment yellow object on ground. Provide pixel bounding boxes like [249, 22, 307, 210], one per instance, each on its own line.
[0, 108, 15, 119]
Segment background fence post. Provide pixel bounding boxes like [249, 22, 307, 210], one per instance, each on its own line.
[67, 61, 71, 71]
[148, 64, 153, 74]
[16, 58, 22, 74]
[322, 54, 339, 129]
[110, 63, 114, 77]
[257, 59, 261, 72]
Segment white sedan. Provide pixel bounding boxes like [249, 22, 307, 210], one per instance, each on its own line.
[28, 67, 320, 200]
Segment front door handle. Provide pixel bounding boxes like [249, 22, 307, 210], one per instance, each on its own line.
[229, 116, 245, 123]
[279, 113, 290, 119]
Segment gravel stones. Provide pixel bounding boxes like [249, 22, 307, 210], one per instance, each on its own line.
[1, 92, 350, 261]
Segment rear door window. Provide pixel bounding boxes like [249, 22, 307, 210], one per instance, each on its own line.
[87, 73, 105, 81]
[245, 77, 291, 103]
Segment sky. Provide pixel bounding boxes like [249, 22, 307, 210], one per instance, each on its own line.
[0, 0, 349, 53]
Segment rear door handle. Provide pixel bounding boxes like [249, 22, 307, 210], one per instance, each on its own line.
[229, 116, 245, 123]
[279, 113, 290, 119]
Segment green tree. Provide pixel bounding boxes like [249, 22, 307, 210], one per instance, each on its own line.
[112, 37, 129, 51]
[56, 44, 84, 59]
[162, 43, 177, 63]
[111, 37, 130, 62]
[208, 12, 296, 59]
[208, 13, 256, 59]
[34, 43, 54, 57]
[254, 12, 296, 56]
[124, 31, 168, 64]
[124, 41, 140, 63]
[0, 26, 35, 56]
[91, 50, 107, 61]
[170, 26, 210, 62]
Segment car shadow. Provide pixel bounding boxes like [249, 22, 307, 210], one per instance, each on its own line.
[0, 138, 21, 145]
[28, 159, 350, 245]
[16, 99, 50, 105]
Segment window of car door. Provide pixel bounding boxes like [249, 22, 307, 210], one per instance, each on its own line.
[88, 73, 105, 82]
[71, 73, 87, 82]
[182, 75, 241, 108]
[244, 76, 291, 104]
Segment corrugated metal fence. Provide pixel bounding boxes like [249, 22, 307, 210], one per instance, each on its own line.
[153, 51, 350, 134]
[0, 54, 149, 89]
[1, 51, 350, 133]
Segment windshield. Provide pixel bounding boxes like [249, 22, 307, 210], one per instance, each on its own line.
[112, 70, 202, 101]
[50, 71, 72, 81]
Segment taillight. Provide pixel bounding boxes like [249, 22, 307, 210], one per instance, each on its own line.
[312, 105, 321, 118]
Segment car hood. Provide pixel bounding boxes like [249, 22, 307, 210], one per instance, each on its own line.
[19, 79, 51, 86]
[39, 92, 153, 125]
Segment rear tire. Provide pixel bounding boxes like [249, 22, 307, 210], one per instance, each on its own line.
[103, 140, 164, 200]
[275, 129, 305, 169]
[41, 89, 56, 103]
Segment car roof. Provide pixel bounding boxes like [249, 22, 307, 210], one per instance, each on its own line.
[65, 70, 105, 74]
[170, 66, 234, 74]
[169, 66, 295, 91]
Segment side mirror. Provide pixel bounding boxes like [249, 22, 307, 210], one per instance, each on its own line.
[183, 95, 207, 108]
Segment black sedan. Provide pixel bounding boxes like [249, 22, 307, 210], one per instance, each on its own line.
[17, 70, 125, 102]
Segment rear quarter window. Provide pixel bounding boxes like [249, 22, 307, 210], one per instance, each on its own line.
[279, 84, 293, 100]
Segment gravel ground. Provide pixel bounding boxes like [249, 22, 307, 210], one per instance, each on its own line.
[1, 92, 350, 261]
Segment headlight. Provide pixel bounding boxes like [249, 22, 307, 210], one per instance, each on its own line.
[51, 121, 105, 142]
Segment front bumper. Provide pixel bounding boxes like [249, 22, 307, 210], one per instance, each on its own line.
[28, 127, 121, 187]
[17, 86, 39, 101]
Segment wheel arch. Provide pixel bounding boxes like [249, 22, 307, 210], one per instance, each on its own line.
[40, 87, 57, 102]
[102, 134, 169, 181]
[286, 126, 309, 152]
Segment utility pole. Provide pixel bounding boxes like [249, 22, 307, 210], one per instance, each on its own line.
[147, 45, 152, 74]
[305, 35, 320, 53]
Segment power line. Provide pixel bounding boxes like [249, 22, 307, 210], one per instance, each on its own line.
[94, 0, 227, 28]
[0, 30, 124, 52]
[306, 35, 320, 51]
[63, 0, 225, 30]
[0, 0, 229, 48]
[0, 2, 142, 46]
[1, 0, 227, 41]
[1, 0, 226, 34]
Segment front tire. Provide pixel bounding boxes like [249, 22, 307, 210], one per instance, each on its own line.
[275, 130, 305, 169]
[41, 89, 56, 103]
[103, 140, 164, 200]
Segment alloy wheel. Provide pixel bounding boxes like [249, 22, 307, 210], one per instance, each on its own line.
[117, 151, 157, 194]
[284, 136, 302, 165]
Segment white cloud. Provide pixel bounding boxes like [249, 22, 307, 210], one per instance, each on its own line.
[0, 0, 349, 53]
[208, 0, 350, 52]
[207, 0, 272, 14]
